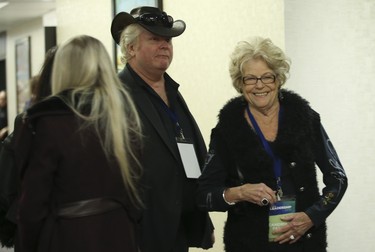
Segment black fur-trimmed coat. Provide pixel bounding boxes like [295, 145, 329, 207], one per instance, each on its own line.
[198, 89, 334, 252]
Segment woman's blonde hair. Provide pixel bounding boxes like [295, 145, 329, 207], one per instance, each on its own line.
[52, 35, 143, 206]
[229, 37, 291, 93]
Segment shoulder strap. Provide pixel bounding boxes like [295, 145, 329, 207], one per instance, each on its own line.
[0, 133, 17, 206]
[13, 114, 36, 178]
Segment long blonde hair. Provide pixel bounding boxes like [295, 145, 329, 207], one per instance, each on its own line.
[51, 35, 143, 206]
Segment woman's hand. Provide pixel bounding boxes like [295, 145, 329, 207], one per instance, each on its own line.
[272, 212, 314, 244]
[225, 183, 277, 206]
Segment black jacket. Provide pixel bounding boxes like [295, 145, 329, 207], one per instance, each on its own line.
[15, 97, 142, 252]
[118, 65, 213, 252]
[197, 90, 347, 252]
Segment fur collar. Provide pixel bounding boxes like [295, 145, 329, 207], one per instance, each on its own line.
[216, 89, 320, 186]
[218, 89, 319, 153]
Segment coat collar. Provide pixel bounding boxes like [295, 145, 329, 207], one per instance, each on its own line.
[25, 96, 72, 121]
[118, 65, 182, 162]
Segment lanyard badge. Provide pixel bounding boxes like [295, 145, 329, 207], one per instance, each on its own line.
[176, 137, 201, 179]
[160, 100, 201, 179]
[246, 105, 284, 199]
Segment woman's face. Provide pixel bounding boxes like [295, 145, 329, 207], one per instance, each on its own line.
[241, 58, 279, 111]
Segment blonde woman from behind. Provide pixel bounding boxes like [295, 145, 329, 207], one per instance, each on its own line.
[15, 35, 143, 252]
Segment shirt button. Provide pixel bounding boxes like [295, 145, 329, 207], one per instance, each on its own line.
[290, 162, 297, 167]
[306, 233, 312, 239]
[299, 187, 305, 192]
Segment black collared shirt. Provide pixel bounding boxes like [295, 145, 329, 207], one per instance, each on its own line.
[127, 65, 200, 213]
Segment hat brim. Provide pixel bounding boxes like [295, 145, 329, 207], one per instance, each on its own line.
[111, 12, 186, 44]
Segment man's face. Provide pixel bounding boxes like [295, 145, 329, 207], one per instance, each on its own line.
[130, 29, 173, 73]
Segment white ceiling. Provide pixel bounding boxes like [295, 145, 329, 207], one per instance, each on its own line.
[0, 0, 56, 33]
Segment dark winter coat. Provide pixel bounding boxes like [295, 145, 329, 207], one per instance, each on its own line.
[14, 97, 141, 252]
[197, 90, 348, 252]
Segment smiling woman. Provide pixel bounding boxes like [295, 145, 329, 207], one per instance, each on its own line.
[196, 36, 348, 252]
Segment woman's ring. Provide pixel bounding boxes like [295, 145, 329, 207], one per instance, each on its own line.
[261, 198, 269, 206]
[290, 235, 295, 240]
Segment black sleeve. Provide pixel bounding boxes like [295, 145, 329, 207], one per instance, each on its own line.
[196, 127, 235, 212]
[304, 123, 348, 226]
[0, 133, 17, 208]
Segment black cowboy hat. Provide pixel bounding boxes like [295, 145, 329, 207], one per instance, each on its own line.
[111, 6, 186, 44]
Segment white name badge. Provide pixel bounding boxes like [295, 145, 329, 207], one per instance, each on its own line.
[177, 140, 201, 179]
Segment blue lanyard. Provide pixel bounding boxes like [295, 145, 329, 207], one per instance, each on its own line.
[246, 105, 283, 197]
[158, 99, 185, 140]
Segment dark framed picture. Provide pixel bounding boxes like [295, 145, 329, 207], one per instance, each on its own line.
[113, 0, 163, 72]
[15, 36, 31, 114]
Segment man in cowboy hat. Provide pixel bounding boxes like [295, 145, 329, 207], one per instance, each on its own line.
[111, 6, 214, 252]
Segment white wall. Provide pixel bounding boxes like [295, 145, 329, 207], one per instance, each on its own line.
[55, 0, 113, 61]
[164, 0, 285, 145]
[285, 1, 375, 252]
[6, 18, 46, 130]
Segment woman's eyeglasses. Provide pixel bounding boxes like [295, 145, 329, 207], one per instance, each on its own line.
[136, 12, 173, 28]
[243, 74, 276, 86]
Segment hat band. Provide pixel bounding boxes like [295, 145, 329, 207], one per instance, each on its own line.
[135, 12, 173, 28]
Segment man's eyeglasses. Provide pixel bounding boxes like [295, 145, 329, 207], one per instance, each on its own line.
[136, 12, 174, 28]
[242, 74, 276, 86]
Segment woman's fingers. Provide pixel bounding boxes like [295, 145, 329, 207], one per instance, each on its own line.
[240, 183, 277, 205]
